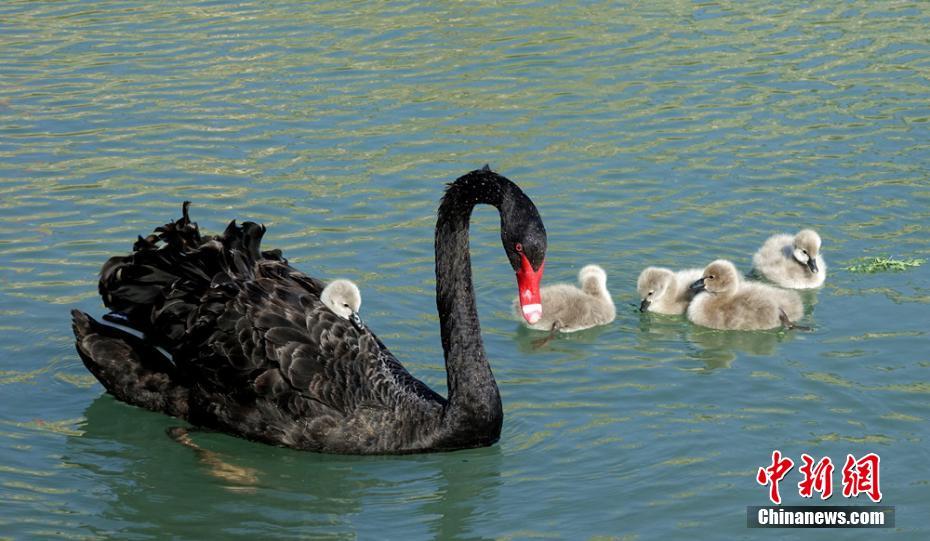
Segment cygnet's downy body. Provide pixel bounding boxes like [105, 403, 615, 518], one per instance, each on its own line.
[320, 279, 365, 331]
[637, 266, 704, 315]
[752, 229, 826, 289]
[515, 264, 615, 333]
[687, 260, 804, 331]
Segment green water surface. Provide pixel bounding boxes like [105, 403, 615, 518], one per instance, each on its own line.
[1, 1, 929, 539]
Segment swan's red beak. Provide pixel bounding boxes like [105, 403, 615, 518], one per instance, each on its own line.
[516, 254, 544, 324]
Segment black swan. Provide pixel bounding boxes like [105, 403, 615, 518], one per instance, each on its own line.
[71, 167, 547, 454]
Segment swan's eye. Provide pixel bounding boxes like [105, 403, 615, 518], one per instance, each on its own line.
[515, 243, 523, 253]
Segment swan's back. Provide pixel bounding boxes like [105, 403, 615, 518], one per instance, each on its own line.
[75, 204, 446, 453]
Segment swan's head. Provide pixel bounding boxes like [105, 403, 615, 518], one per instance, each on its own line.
[690, 260, 740, 296]
[499, 177, 547, 325]
[580, 264, 608, 295]
[637, 267, 674, 312]
[321, 279, 362, 323]
[442, 167, 547, 324]
[792, 229, 822, 273]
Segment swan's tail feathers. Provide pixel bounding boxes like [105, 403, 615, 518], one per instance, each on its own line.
[71, 309, 189, 418]
[778, 309, 812, 332]
[154, 200, 202, 249]
[97, 203, 280, 344]
[99, 202, 211, 318]
[221, 220, 267, 272]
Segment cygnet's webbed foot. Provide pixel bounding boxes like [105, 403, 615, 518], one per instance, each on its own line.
[532, 321, 562, 349]
[778, 309, 812, 332]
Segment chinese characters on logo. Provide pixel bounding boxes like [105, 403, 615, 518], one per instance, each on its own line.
[841, 453, 882, 502]
[798, 453, 834, 500]
[756, 450, 881, 504]
[756, 450, 794, 504]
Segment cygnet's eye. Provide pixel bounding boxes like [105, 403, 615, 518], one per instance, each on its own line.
[647, 291, 654, 297]
[343, 303, 350, 308]
[707, 275, 715, 280]
[802, 249, 809, 255]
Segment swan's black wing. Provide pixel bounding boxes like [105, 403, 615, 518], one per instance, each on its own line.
[72, 309, 190, 418]
[85, 203, 445, 452]
[186, 260, 447, 447]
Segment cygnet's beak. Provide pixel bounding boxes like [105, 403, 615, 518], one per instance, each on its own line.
[807, 258, 819, 273]
[689, 277, 707, 293]
[639, 299, 651, 312]
[349, 311, 366, 332]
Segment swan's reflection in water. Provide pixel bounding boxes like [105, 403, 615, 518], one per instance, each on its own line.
[684, 326, 797, 369]
[422, 448, 501, 541]
[635, 298, 817, 370]
[167, 427, 260, 490]
[66, 396, 502, 539]
[634, 311, 690, 350]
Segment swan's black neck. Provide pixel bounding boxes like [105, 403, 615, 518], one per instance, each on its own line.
[434, 170, 515, 445]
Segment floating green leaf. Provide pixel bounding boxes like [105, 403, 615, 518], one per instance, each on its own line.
[846, 256, 924, 273]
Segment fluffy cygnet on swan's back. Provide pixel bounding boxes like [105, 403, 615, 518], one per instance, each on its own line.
[514, 264, 615, 333]
[637, 266, 703, 315]
[752, 229, 826, 289]
[321, 279, 365, 330]
[687, 260, 804, 331]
